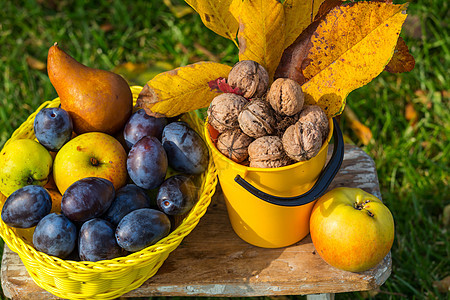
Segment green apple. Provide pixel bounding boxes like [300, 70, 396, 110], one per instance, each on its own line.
[310, 187, 394, 272]
[53, 132, 127, 194]
[0, 139, 53, 197]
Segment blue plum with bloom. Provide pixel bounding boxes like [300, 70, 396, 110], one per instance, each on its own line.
[1, 185, 52, 228]
[79, 218, 125, 261]
[157, 175, 197, 216]
[33, 213, 77, 258]
[34, 107, 73, 151]
[127, 136, 168, 189]
[123, 109, 167, 148]
[102, 184, 151, 226]
[115, 208, 171, 252]
[161, 122, 209, 175]
[61, 177, 115, 223]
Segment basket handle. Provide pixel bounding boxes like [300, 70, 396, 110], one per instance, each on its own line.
[234, 118, 344, 207]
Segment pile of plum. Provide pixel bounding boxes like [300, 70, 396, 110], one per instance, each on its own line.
[1, 108, 209, 262]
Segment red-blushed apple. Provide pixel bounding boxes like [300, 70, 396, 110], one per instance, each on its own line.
[309, 187, 394, 272]
[53, 132, 127, 194]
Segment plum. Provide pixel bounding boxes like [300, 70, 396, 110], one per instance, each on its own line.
[61, 177, 115, 223]
[79, 218, 125, 261]
[127, 136, 168, 189]
[157, 175, 198, 215]
[101, 184, 151, 226]
[161, 121, 209, 174]
[33, 213, 77, 258]
[1, 185, 52, 228]
[123, 109, 167, 148]
[115, 208, 171, 252]
[34, 107, 73, 151]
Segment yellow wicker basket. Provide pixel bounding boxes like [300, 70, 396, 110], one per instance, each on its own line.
[0, 86, 218, 299]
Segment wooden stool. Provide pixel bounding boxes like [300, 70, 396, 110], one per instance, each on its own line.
[1, 145, 391, 299]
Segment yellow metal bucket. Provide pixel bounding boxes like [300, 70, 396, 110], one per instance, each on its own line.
[205, 118, 343, 248]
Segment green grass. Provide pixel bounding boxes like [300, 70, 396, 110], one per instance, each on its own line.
[0, 0, 448, 299]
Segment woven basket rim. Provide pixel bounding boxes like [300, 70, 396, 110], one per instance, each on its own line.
[0, 85, 217, 272]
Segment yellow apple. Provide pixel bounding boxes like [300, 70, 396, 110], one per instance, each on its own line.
[53, 132, 127, 194]
[0, 139, 53, 197]
[309, 187, 394, 272]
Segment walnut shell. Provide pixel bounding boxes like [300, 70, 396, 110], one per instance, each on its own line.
[249, 157, 292, 168]
[207, 93, 248, 133]
[238, 99, 276, 138]
[228, 60, 269, 99]
[282, 121, 322, 162]
[248, 136, 292, 168]
[267, 78, 304, 116]
[216, 129, 253, 163]
[298, 105, 329, 142]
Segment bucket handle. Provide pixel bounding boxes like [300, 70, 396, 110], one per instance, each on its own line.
[234, 117, 344, 207]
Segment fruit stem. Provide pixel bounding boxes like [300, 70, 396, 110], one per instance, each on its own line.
[354, 199, 371, 210]
[90, 157, 99, 166]
[354, 199, 374, 217]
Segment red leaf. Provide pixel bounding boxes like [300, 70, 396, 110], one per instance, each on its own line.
[274, 20, 321, 85]
[314, 0, 344, 21]
[384, 37, 415, 73]
[275, 0, 343, 83]
[208, 77, 244, 95]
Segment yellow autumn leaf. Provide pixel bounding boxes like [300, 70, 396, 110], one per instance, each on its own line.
[283, 0, 326, 49]
[231, 0, 286, 80]
[185, 0, 239, 47]
[136, 61, 232, 117]
[302, 2, 408, 117]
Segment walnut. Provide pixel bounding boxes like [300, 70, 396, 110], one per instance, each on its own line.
[227, 60, 269, 99]
[250, 157, 293, 168]
[298, 105, 329, 142]
[282, 121, 323, 162]
[238, 99, 276, 138]
[248, 136, 292, 168]
[216, 129, 253, 163]
[207, 93, 248, 133]
[267, 78, 304, 116]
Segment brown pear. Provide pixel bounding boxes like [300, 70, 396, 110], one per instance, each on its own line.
[47, 43, 132, 135]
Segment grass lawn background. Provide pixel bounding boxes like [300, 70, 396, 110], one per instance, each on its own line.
[0, 0, 448, 299]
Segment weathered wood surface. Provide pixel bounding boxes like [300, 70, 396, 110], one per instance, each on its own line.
[1, 145, 391, 299]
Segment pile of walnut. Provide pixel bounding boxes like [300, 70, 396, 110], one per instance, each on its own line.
[207, 60, 329, 168]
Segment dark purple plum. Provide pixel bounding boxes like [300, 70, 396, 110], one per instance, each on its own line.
[33, 213, 77, 258]
[101, 184, 151, 226]
[161, 121, 209, 174]
[115, 208, 170, 252]
[1, 185, 51, 228]
[127, 136, 167, 189]
[123, 109, 167, 148]
[33, 107, 73, 151]
[79, 218, 125, 262]
[61, 177, 115, 223]
[157, 175, 198, 215]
